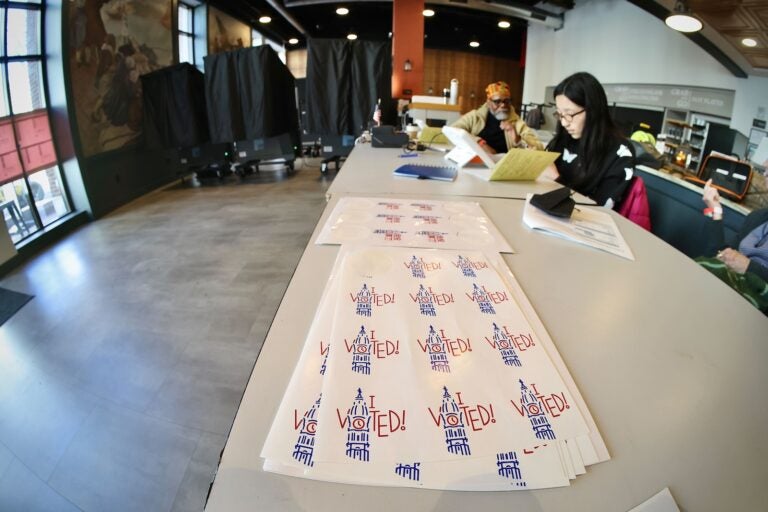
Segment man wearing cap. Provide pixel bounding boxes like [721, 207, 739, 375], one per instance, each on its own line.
[450, 81, 543, 153]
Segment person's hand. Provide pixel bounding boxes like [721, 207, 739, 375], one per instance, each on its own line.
[541, 163, 560, 181]
[703, 178, 721, 209]
[717, 248, 750, 274]
[477, 139, 497, 155]
[500, 121, 520, 145]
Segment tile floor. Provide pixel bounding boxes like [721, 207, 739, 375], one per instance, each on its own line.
[0, 160, 334, 511]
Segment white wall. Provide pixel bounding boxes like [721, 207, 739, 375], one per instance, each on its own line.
[523, 0, 768, 136]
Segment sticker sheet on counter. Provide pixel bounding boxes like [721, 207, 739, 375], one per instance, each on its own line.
[316, 197, 514, 253]
[261, 247, 608, 490]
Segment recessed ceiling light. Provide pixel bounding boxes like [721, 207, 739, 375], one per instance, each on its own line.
[347, 33, 358, 40]
[742, 38, 758, 47]
[498, 20, 511, 29]
[336, 7, 349, 15]
[259, 16, 271, 24]
[423, 9, 435, 17]
[469, 41, 480, 48]
[288, 38, 299, 45]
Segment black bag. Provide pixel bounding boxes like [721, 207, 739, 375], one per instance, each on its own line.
[530, 187, 575, 218]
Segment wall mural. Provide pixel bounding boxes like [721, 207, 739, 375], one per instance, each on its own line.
[208, 6, 251, 55]
[69, 0, 173, 157]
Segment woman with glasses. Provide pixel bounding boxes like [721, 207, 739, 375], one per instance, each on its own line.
[451, 81, 544, 152]
[547, 72, 634, 209]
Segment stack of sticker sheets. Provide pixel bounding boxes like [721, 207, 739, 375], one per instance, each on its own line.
[261, 198, 609, 490]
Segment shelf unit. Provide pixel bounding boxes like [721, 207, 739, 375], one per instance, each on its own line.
[659, 109, 718, 173]
[687, 115, 709, 170]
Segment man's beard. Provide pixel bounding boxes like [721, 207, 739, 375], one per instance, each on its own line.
[493, 110, 509, 121]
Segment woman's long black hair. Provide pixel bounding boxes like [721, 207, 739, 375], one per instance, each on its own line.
[547, 72, 622, 187]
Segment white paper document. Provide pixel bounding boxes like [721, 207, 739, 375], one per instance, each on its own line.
[628, 487, 680, 512]
[522, 194, 634, 260]
[261, 247, 609, 490]
[316, 196, 514, 253]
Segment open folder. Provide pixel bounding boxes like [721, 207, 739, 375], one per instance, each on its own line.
[442, 125, 560, 181]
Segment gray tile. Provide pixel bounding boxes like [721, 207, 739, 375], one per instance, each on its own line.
[0, 442, 12, 478]
[0, 373, 101, 481]
[145, 371, 249, 435]
[0, 459, 81, 512]
[49, 405, 200, 512]
[170, 432, 227, 512]
[73, 327, 191, 409]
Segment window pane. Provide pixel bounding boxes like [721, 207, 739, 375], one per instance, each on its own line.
[30, 167, 71, 227]
[252, 30, 263, 47]
[0, 67, 10, 118]
[0, 10, 5, 57]
[7, 8, 41, 56]
[179, 4, 193, 33]
[0, 178, 40, 243]
[8, 61, 45, 114]
[179, 34, 193, 65]
[0, 118, 24, 185]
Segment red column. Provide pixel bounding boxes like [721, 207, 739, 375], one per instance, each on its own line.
[392, 0, 424, 99]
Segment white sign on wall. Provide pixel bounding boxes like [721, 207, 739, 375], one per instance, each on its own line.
[545, 84, 735, 119]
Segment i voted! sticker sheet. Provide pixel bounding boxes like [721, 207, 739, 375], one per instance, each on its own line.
[261, 247, 607, 490]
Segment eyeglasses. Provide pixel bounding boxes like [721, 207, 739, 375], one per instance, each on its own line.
[489, 98, 511, 106]
[554, 109, 586, 123]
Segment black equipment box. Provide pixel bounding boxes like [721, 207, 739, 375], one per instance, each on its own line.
[685, 154, 753, 202]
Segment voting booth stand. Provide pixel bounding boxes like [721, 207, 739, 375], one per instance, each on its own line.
[204, 45, 301, 177]
[141, 63, 231, 179]
[304, 38, 393, 174]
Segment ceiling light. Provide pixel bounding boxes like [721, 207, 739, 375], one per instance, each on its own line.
[423, 9, 435, 17]
[469, 41, 480, 48]
[259, 16, 271, 24]
[498, 20, 511, 29]
[288, 38, 299, 45]
[336, 7, 349, 15]
[665, 1, 702, 33]
[742, 38, 758, 48]
[347, 33, 357, 40]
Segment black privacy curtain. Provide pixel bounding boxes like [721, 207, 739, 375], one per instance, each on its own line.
[306, 38, 392, 137]
[204, 45, 300, 146]
[141, 63, 210, 149]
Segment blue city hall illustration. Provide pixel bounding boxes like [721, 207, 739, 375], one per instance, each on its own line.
[519, 379, 556, 440]
[346, 388, 372, 461]
[457, 255, 477, 277]
[496, 451, 527, 486]
[351, 325, 372, 375]
[416, 284, 436, 316]
[426, 325, 450, 373]
[355, 283, 372, 317]
[409, 255, 426, 278]
[292, 394, 322, 467]
[492, 323, 522, 367]
[395, 462, 421, 482]
[440, 387, 471, 456]
[471, 283, 496, 314]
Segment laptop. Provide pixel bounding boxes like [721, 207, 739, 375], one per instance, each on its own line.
[441, 126, 559, 181]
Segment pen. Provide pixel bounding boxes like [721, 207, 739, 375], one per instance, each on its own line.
[399, 153, 418, 158]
